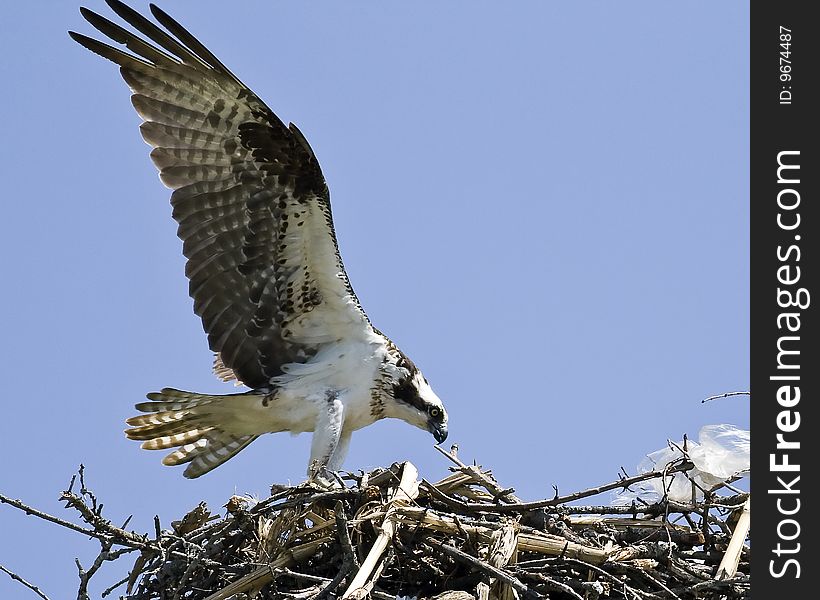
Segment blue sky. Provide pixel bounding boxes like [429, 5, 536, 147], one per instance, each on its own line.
[0, 1, 748, 597]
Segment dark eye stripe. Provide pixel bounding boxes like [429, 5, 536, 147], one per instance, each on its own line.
[392, 378, 426, 412]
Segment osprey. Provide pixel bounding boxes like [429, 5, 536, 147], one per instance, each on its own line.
[70, 1, 448, 479]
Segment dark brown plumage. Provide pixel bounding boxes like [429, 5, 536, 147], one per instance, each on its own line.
[70, 0, 360, 389]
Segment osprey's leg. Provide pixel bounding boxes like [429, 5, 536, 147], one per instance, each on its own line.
[327, 429, 352, 471]
[307, 391, 345, 483]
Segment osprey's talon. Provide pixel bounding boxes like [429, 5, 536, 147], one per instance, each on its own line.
[308, 465, 345, 490]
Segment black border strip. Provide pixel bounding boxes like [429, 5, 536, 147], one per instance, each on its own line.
[752, 1, 816, 594]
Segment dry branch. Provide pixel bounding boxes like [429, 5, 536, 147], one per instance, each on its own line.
[342, 461, 419, 598]
[0, 563, 53, 600]
[716, 497, 751, 580]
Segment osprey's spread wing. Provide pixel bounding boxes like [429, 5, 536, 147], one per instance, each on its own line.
[71, 1, 369, 388]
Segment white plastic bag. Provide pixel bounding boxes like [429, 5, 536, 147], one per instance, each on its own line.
[612, 424, 749, 505]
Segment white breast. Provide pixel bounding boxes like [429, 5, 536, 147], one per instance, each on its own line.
[270, 329, 388, 433]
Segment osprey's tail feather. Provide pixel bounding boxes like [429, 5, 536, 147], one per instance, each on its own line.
[126, 388, 262, 478]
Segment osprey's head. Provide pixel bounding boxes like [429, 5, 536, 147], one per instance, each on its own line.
[383, 351, 448, 444]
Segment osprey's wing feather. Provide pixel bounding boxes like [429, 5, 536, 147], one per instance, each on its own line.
[71, 1, 369, 388]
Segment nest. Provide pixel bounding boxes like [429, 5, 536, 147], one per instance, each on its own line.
[1, 449, 750, 600]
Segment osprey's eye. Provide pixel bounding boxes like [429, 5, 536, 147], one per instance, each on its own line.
[429, 407, 441, 418]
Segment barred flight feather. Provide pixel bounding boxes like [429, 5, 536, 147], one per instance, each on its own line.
[124, 388, 265, 477]
[139, 428, 215, 450]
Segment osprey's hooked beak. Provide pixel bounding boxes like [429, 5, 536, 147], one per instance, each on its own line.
[429, 420, 448, 444]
